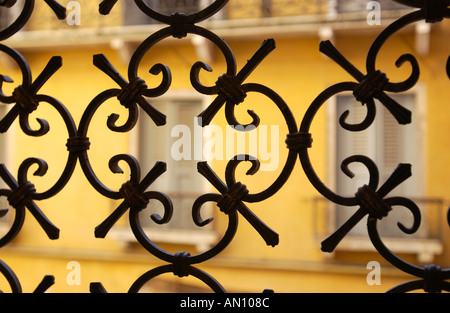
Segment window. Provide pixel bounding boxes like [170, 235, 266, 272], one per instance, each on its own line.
[326, 90, 443, 262]
[336, 0, 407, 14]
[138, 96, 206, 229]
[334, 93, 424, 237]
[114, 92, 217, 250]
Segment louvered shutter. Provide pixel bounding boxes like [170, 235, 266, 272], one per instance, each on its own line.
[168, 100, 204, 230]
[379, 94, 418, 197]
[335, 94, 421, 238]
[336, 96, 376, 199]
[139, 98, 205, 231]
[377, 94, 424, 238]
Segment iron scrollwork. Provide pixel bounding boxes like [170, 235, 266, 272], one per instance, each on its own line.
[298, 0, 450, 293]
[0, 0, 447, 294]
[88, 0, 298, 293]
[0, 0, 76, 293]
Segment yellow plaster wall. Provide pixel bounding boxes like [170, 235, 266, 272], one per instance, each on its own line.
[0, 8, 449, 294]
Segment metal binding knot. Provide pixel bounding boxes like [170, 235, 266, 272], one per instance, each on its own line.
[353, 70, 388, 104]
[217, 182, 249, 215]
[216, 74, 247, 105]
[173, 251, 191, 278]
[286, 132, 313, 152]
[118, 78, 147, 109]
[424, 265, 442, 293]
[171, 12, 188, 39]
[13, 85, 39, 114]
[8, 181, 36, 208]
[120, 181, 149, 211]
[66, 136, 91, 155]
[355, 185, 391, 220]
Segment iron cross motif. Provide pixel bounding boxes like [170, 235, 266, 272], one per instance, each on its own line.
[196, 161, 279, 247]
[193, 39, 276, 128]
[0, 160, 60, 242]
[94, 157, 172, 239]
[319, 40, 414, 131]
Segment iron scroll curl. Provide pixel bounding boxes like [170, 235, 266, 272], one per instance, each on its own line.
[90, 0, 301, 292]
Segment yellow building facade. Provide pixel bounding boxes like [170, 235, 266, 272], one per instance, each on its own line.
[0, 0, 449, 293]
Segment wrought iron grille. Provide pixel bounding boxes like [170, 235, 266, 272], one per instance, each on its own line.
[0, 0, 449, 294]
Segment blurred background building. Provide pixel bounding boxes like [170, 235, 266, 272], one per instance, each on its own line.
[0, 0, 449, 293]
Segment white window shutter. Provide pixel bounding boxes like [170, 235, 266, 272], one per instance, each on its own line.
[139, 98, 206, 231]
